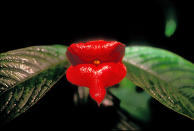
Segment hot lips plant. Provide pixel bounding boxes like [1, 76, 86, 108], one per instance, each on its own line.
[66, 40, 127, 104]
[0, 39, 194, 129]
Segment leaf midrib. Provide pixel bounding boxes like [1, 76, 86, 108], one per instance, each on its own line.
[123, 58, 194, 120]
[0, 49, 69, 96]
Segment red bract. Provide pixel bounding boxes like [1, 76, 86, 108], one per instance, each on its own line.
[66, 40, 127, 105]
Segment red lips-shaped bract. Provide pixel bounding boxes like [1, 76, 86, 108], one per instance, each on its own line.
[66, 40, 126, 105]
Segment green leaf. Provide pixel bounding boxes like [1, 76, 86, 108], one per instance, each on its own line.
[0, 45, 69, 123]
[110, 78, 151, 122]
[160, 0, 178, 37]
[123, 46, 194, 119]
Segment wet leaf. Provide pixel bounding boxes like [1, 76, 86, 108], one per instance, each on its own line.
[0, 45, 69, 123]
[123, 46, 194, 119]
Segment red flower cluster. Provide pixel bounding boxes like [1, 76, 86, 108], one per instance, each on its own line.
[66, 40, 126, 105]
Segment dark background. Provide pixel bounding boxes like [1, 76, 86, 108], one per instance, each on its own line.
[1, 0, 194, 130]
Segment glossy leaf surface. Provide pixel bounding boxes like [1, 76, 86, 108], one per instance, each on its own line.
[0, 45, 68, 123]
[123, 46, 194, 119]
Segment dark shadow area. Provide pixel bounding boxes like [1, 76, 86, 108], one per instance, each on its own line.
[1, 0, 194, 130]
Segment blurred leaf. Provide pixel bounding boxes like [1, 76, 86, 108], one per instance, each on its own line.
[0, 45, 69, 123]
[159, 0, 177, 37]
[165, 18, 177, 37]
[110, 78, 151, 122]
[73, 86, 141, 130]
[123, 46, 194, 119]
